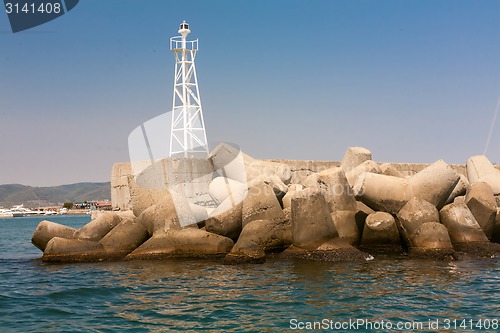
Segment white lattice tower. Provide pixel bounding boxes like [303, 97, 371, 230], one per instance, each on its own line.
[169, 21, 209, 158]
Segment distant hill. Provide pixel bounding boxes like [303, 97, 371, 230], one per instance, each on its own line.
[0, 182, 111, 208]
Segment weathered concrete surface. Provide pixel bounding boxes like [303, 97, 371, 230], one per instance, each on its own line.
[466, 155, 500, 194]
[317, 167, 358, 212]
[331, 210, 360, 245]
[346, 160, 382, 188]
[74, 212, 122, 242]
[242, 184, 285, 228]
[291, 189, 338, 250]
[111, 162, 132, 211]
[281, 238, 369, 262]
[205, 191, 245, 241]
[409, 160, 460, 210]
[354, 160, 460, 214]
[100, 218, 150, 256]
[189, 203, 209, 224]
[113, 155, 481, 213]
[439, 203, 489, 244]
[465, 182, 497, 240]
[209, 143, 249, 184]
[137, 205, 183, 236]
[42, 237, 105, 263]
[445, 174, 470, 205]
[409, 222, 455, 259]
[412, 222, 454, 250]
[268, 160, 339, 185]
[380, 163, 404, 178]
[224, 219, 287, 264]
[126, 228, 234, 260]
[247, 174, 288, 206]
[127, 176, 173, 217]
[247, 160, 292, 184]
[236, 219, 287, 253]
[209, 177, 247, 205]
[224, 239, 266, 264]
[32, 221, 77, 252]
[128, 177, 198, 228]
[354, 173, 413, 214]
[340, 147, 372, 172]
[396, 198, 440, 247]
[360, 212, 401, 252]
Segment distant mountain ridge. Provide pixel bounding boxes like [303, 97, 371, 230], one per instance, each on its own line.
[0, 182, 111, 208]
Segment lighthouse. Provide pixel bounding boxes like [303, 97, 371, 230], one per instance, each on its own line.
[169, 21, 209, 158]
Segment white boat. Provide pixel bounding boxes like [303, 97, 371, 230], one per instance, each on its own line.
[44, 210, 57, 216]
[3, 205, 43, 217]
[0, 209, 13, 218]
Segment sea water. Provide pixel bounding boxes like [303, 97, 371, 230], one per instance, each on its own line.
[0, 216, 499, 332]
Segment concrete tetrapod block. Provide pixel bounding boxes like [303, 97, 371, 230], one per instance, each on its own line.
[396, 198, 440, 247]
[32, 220, 77, 252]
[247, 174, 288, 207]
[205, 188, 246, 241]
[409, 222, 455, 259]
[465, 182, 497, 240]
[346, 160, 382, 188]
[223, 239, 266, 264]
[282, 185, 304, 209]
[209, 143, 249, 184]
[137, 204, 183, 237]
[291, 189, 338, 250]
[247, 160, 292, 185]
[236, 219, 286, 253]
[100, 218, 150, 257]
[439, 203, 489, 245]
[340, 147, 372, 173]
[354, 173, 414, 214]
[42, 237, 106, 263]
[300, 173, 320, 189]
[331, 210, 360, 245]
[209, 177, 247, 205]
[74, 212, 122, 242]
[360, 212, 402, 253]
[224, 219, 287, 264]
[242, 183, 285, 228]
[380, 163, 404, 178]
[445, 174, 470, 205]
[317, 167, 357, 212]
[126, 228, 234, 260]
[466, 155, 500, 194]
[409, 160, 460, 210]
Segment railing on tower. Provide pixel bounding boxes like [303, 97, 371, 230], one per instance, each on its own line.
[170, 36, 198, 51]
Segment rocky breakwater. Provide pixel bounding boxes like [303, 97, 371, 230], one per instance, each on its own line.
[32, 145, 500, 263]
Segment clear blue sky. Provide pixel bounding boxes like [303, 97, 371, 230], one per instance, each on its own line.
[1, 0, 499, 186]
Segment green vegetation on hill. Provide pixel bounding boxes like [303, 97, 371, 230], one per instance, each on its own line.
[0, 182, 111, 208]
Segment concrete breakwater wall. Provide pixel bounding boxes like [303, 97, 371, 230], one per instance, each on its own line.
[111, 158, 470, 212]
[32, 145, 500, 263]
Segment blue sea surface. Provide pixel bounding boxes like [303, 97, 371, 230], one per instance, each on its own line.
[0, 216, 499, 332]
